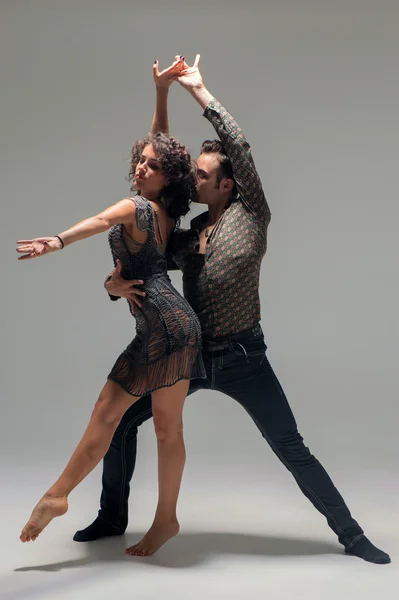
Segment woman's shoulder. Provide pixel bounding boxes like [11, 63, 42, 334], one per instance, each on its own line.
[125, 195, 153, 232]
[124, 195, 148, 209]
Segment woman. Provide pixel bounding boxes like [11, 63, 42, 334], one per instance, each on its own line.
[16, 57, 204, 556]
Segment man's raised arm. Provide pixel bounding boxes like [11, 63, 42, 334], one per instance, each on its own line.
[177, 55, 271, 223]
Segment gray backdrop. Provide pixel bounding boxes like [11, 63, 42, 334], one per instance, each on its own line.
[1, 0, 398, 531]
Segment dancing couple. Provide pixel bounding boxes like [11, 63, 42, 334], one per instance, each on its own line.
[17, 54, 390, 564]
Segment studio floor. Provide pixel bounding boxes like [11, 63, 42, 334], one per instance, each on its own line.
[1, 470, 397, 600]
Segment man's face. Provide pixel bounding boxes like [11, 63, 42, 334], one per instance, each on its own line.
[195, 152, 224, 205]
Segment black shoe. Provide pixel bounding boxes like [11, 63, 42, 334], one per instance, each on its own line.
[73, 517, 125, 542]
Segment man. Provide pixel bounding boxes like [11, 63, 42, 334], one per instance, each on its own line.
[74, 55, 390, 564]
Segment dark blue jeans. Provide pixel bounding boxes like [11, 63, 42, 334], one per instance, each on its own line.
[99, 324, 363, 548]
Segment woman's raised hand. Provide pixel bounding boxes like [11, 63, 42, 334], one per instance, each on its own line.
[153, 55, 186, 90]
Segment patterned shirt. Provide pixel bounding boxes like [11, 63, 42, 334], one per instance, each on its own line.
[169, 99, 271, 339]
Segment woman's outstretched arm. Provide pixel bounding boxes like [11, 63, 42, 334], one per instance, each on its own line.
[16, 198, 136, 260]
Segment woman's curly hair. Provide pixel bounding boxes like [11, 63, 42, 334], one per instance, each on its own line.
[127, 132, 197, 219]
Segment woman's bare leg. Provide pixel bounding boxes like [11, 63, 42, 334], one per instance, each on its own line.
[126, 378, 189, 556]
[20, 381, 138, 542]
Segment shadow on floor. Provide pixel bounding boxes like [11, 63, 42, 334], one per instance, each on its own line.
[14, 531, 341, 572]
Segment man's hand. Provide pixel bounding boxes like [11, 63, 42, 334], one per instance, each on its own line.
[153, 55, 185, 90]
[105, 260, 146, 309]
[176, 54, 204, 91]
[176, 54, 213, 109]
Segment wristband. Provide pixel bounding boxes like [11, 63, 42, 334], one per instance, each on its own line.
[55, 235, 64, 249]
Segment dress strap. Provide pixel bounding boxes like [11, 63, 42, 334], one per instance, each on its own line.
[129, 196, 154, 234]
[153, 210, 164, 246]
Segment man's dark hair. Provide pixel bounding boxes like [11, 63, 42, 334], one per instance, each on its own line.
[200, 139, 238, 198]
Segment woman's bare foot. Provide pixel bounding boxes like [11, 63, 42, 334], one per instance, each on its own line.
[125, 519, 179, 556]
[20, 494, 68, 542]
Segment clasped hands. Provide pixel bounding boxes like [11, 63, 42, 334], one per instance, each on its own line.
[153, 53, 202, 91]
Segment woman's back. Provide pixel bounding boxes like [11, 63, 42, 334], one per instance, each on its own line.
[109, 196, 174, 281]
[123, 196, 176, 255]
[107, 196, 205, 397]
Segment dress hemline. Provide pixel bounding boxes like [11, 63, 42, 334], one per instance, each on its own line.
[107, 373, 204, 397]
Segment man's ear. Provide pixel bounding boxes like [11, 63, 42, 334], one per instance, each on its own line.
[220, 177, 234, 193]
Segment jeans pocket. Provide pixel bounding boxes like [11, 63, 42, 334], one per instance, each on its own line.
[227, 338, 266, 365]
[232, 337, 267, 357]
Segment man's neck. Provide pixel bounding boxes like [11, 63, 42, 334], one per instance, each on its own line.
[206, 198, 231, 225]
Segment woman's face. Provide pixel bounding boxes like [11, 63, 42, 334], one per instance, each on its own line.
[134, 144, 168, 200]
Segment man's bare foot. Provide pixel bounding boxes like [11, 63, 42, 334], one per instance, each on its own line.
[125, 519, 179, 556]
[20, 494, 68, 542]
